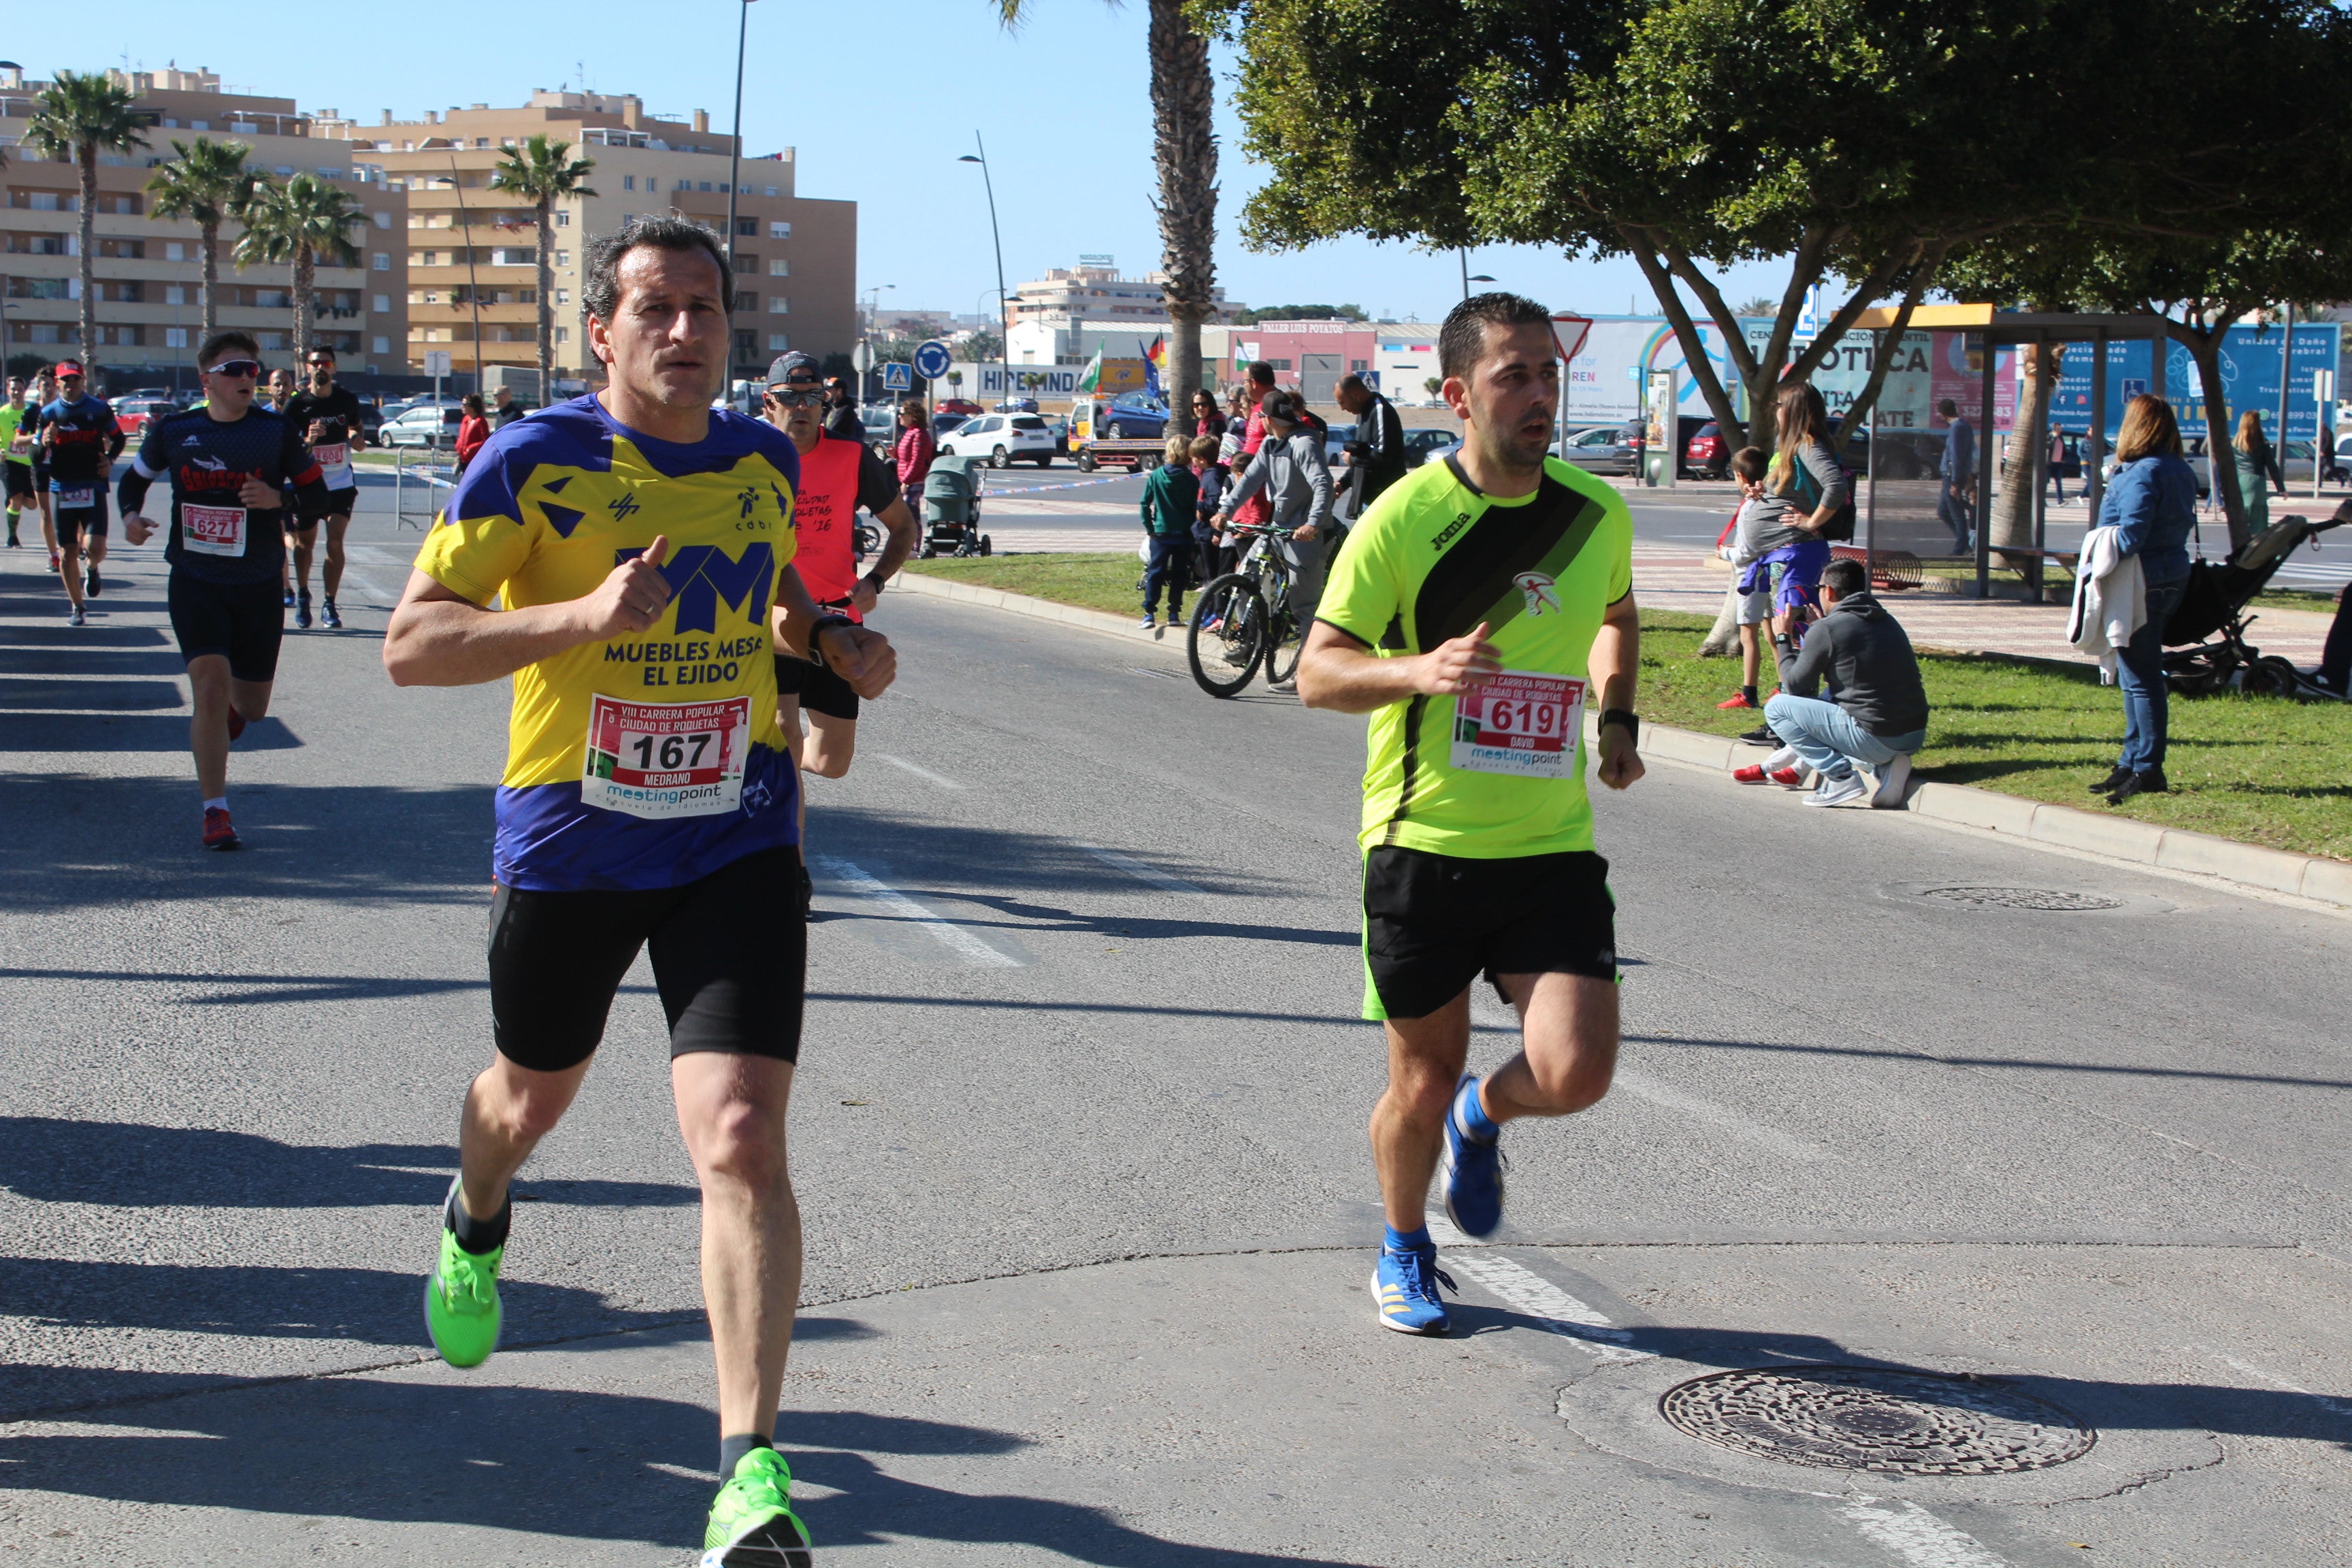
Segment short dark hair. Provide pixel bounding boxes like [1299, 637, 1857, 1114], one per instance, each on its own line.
[1337, 373, 1371, 399]
[582, 215, 733, 325]
[307, 344, 337, 361]
[197, 329, 260, 368]
[1730, 445, 1769, 483]
[1439, 291, 1551, 382]
[1938, 398, 1959, 418]
[1245, 361, 1275, 389]
[1822, 557, 1869, 597]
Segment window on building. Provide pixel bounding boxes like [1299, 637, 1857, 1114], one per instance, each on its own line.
[734, 329, 757, 362]
[698, 181, 713, 192]
[762, 185, 778, 197]
[768, 297, 788, 314]
[768, 220, 790, 238]
[555, 289, 570, 306]
[767, 258, 788, 277]
[719, 182, 731, 194]
[475, 138, 490, 149]
[554, 327, 569, 344]
[553, 211, 570, 227]
[374, 252, 391, 271]
[767, 333, 789, 352]
[734, 292, 757, 313]
[374, 336, 391, 354]
[734, 217, 755, 237]
[165, 327, 189, 348]
[554, 250, 569, 267]
[374, 294, 390, 312]
[623, 174, 636, 191]
[165, 284, 186, 306]
[374, 211, 391, 229]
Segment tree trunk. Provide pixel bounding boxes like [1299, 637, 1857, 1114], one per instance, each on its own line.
[1989, 338, 2061, 581]
[199, 218, 219, 340]
[1148, 0, 1216, 425]
[76, 146, 98, 370]
[1698, 581, 1744, 657]
[292, 247, 315, 366]
[2178, 326, 2251, 555]
[536, 199, 555, 402]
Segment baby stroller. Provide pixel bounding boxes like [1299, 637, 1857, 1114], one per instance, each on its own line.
[919, 454, 991, 559]
[2162, 504, 2348, 698]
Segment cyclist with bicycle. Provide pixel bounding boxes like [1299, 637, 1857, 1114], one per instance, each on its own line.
[1211, 392, 1334, 691]
[1296, 293, 1644, 1337]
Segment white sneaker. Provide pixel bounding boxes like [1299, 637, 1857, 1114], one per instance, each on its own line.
[1872, 753, 1914, 808]
[1804, 771, 1869, 808]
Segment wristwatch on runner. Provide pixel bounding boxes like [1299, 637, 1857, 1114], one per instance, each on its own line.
[860, 571, 886, 597]
[1600, 708, 1640, 744]
[808, 612, 857, 664]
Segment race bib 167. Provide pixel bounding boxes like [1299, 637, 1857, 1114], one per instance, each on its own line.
[580, 693, 751, 820]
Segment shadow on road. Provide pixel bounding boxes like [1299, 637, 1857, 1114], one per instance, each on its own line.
[1629, 1032, 2352, 1094]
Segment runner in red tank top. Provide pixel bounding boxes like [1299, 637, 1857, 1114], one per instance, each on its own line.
[761, 352, 918, 914]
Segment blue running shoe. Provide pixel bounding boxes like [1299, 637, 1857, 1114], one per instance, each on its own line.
[1441, 1073, 1507, 1238]
[1370, 1243, 1455, 1335]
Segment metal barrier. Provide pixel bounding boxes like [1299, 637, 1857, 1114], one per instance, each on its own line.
[391, 448, 459, 530]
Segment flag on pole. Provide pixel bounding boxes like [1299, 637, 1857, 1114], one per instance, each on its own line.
[1077, 347, 1103, 394]
[1141, 336, 1165, 400]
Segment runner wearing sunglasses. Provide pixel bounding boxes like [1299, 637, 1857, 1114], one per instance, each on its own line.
[120, 333, 333, 850]
[283, 345, 369, 630]
[35, 360, 124, 625]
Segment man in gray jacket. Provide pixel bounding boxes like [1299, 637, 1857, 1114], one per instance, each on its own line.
[1750, 557, 1929, 808]
[1215, 392, 1335, 685]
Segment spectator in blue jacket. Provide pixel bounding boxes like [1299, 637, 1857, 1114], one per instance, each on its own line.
[1938, 398, 1976, 553]
[2094, 395, 2200, 804]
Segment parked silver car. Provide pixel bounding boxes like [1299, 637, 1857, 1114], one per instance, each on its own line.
[1556, 423, 1639, 475]
[381, 403, 464, 450]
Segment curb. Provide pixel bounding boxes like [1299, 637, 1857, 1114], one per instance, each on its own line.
[896, 568, 2351, 914]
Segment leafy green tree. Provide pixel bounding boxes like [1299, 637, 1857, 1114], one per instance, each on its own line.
[233, 176, 365, 365]
[145, 138, 263, 340]
[24, 71, 148, 369]
[490, 135, 597, 399]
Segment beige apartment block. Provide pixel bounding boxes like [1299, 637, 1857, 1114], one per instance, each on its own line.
[324, 90, 855, 390]
[0, 65, 404, 389]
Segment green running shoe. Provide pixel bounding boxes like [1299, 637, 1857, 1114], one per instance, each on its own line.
[700, 1448, 812, 1568]
[423, 1182, 502, 1368]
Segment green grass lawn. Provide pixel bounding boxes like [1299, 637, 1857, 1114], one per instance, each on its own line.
[906, 554, 2351, 862]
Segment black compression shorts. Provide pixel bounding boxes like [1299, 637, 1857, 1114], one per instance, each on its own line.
[3, 463, 30, 503]
[288, 488, 359, 529]
[169, 573, 286, 681]
[774, 651, 860, 722]
[1361, 846, 1616, 1022]
[487, 845, 806, 1073]
[52, 487, 108, 538]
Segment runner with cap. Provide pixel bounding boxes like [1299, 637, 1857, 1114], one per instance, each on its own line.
[283, 344, 370, 630]
[35, 360, 125, 625]
[1296, 292, 1644, 1337]
[120, 330, 333, 849]
[761, 351, 918, 917]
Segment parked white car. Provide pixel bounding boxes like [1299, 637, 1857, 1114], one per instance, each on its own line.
[940, 412, 1058, 468]
[381, 404, 464, 449]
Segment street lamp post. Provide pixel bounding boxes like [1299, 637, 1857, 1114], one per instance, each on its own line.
[1460, 248, 1495, 301]
[721, 0, 756, 383]
[958, 138, 1009, 412]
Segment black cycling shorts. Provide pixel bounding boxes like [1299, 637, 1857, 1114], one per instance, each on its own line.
[1362, 845, 1616, 1022]
[169, 573, 285, 681]
[774, 651, 859, 722]
[487, 845, 806, 1073]
[52, 489, 108, 539]
[289, 488, 360, 529]
[3, 463, 31, 503]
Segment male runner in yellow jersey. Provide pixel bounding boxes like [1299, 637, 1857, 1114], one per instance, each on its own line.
[385, 216, 893, 1567]
[1300, 292, 1644, 1336]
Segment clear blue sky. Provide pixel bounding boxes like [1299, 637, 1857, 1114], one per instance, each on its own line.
[4, 1, 1781, 325]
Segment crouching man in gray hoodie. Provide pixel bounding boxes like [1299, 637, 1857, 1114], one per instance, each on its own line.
[1751, 556, 1929, 808]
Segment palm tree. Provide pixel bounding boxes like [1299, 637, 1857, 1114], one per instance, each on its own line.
[232, 176, 365, 365]
[490, 136, 597, 402]
[145, 138, 263, 340]
[24, 71, 149, 370]
[996, 0, 1217, 422]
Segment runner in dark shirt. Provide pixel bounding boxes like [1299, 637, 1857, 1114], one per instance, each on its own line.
[120, 330, 333, 851]
[35, 361, 125, 620]
[281, 345, 368, 630]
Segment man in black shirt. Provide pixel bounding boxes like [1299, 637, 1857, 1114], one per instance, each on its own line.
[280, 346, 367, 631]
[822, 376, 864, 442]
[1337, 373, 1408, 512]
[491, 385, 529, 429]
[35, 360, 126, 623]
[121, 331, 333, 849]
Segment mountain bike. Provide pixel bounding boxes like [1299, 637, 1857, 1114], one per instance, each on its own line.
[1186, 520, 1303, 697]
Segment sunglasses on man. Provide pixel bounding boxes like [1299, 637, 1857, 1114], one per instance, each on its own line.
[206, 360, 264, 379]
[764, 387, 825, 408]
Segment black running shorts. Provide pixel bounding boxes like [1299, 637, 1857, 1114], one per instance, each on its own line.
[289, 488, 359, 530]
[52, 489, 108, 540]
[1361, 845, 1617, 1022]
[487, 845, 806, 1073]
[169, 573, 285, 681]
[3, 463, 31, 504]
[774, 651, 859, 722]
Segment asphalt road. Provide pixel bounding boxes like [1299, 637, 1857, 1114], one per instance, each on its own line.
[5, 469, 2352, 1566]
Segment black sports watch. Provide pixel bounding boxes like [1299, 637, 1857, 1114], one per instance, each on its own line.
[1599, 708, 1640, 744]
[808, 613, 856, 664]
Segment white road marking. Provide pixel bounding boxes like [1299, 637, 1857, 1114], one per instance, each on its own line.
[811, 855, 1021, 967]
[875, 754, 963, 789]
[1610, 1069, 1834, 1163]
[1840, 1498, 2014, 1567]
[2200, 1347, 2352, 1417]
[1077, 843, 1205, 896]
[1424, 1214, 1652, 1362]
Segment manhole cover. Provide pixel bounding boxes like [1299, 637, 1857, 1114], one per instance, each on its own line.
[1659, 1366, 2096, 1474]
[1919, 886, 2124, 912]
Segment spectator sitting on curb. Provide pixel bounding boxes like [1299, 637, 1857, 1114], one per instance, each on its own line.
[1735, 557, 1929, 808]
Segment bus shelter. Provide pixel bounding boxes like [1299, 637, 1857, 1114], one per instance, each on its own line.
[1845, 304, 2177, 599]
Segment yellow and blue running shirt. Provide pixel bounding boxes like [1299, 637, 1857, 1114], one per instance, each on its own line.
[1316, 453, 1634, 860]
[414, 395, 802, 892]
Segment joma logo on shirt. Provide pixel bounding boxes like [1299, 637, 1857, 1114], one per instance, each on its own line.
[1431, 512, 1471, 550]
[612, 542, 776, 633]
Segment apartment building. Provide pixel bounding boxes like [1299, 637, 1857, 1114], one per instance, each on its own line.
[325, 90, 855, 390]
[1009, 262, 1240, 335]
[0, 65, 403, 387]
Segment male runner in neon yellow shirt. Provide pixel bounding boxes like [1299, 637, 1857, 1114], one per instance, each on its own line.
[1300, 291, 1645, 1336]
